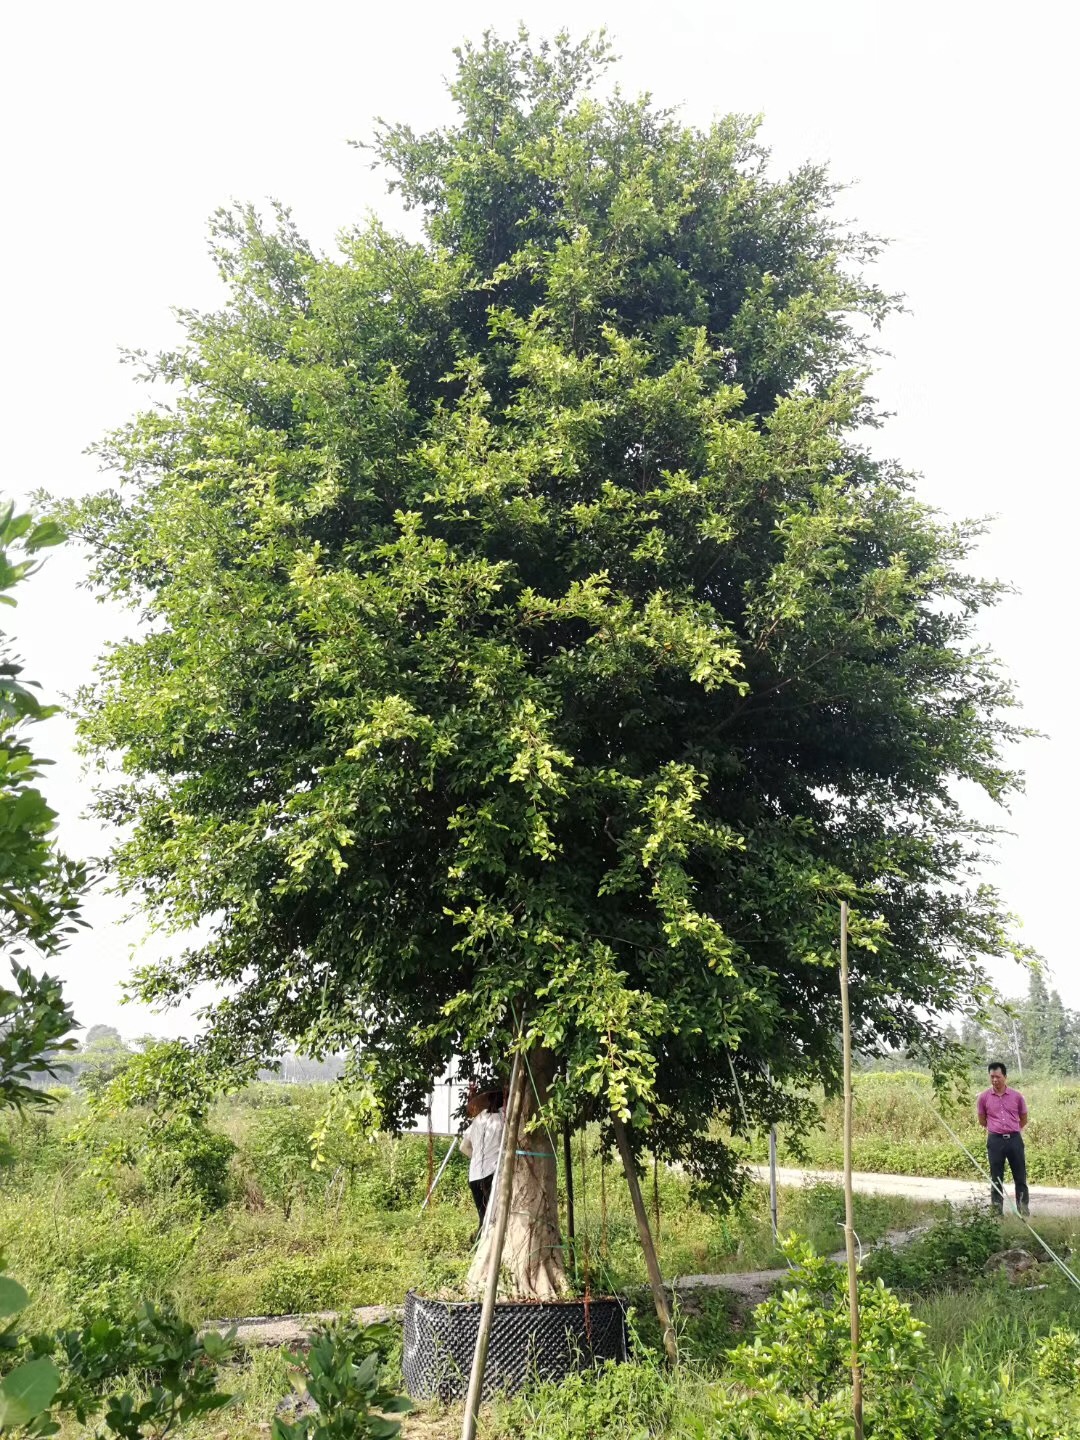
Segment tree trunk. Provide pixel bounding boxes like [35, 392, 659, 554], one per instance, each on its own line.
[465, 1047, 570, 1301]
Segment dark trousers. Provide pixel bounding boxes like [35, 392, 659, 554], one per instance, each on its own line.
[469, 1174, 493, 1225]
[987, 1131, 1028, 1214]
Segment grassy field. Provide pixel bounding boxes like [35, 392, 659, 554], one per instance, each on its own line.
[748, 1072, 1080, 1186]
[1, 1085, 937, 1330]
[3, 1079, 1080, 1438]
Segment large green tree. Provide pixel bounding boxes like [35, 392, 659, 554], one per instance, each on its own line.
[67, 33, 1025, 1297]
[0, 502, 84, 1111]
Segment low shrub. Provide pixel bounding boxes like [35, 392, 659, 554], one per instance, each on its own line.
[271, 1320, 410, 1440]
[490, 1353, 685, 1439]
[1033, 1324, 1080, 1387]
[710, 1242, 1074, 1439]
[245, 1105, 317, 1219]
[864, 1206, 1002, 1291]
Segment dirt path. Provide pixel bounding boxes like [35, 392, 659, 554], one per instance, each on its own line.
[746, 1164, 1080, 1217]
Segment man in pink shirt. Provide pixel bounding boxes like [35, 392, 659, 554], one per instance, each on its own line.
[977, 1061, 1029, 1216]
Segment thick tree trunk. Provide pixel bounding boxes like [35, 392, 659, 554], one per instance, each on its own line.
[465, 1047, 570, 1300]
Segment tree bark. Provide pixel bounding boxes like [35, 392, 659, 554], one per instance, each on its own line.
[465, 1047, 570, 1301]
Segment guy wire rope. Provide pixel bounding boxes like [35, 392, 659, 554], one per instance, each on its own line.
[902, 1081, 1080, 1296]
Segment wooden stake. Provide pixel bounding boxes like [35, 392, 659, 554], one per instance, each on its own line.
[420, 1134, 459, 1212]
[839, 901, 864, 1440]
[599, 1143, 609, 1258]
[460, 1051, 527, 1440]
[579, 1128, 591, 1296]
[652, 1153, 660, 1241]
[765, 1063, 778, 1246]
[612, 1116, 678, 1366]
[563, 1122, 575, 1254]
[426, 1107, 435, 1208]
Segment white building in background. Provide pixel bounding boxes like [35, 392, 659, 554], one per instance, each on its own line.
[407, 1069, 467, 1137]
[260, 1052, 468, 1136]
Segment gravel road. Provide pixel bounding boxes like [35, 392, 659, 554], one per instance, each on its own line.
[745, 1164, 1080, 1217]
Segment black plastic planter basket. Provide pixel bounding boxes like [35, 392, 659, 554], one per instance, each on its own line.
[402, 1291, 628, 1401]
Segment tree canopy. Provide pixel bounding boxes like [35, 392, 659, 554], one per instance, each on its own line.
[67, 32, 1025, 1203]
[0, 503, 84, 1110]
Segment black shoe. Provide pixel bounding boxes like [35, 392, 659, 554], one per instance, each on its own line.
[1018, 1204, 1030, 1218]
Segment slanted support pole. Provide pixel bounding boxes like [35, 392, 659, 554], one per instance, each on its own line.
[460, 1051, 526, 1440]
[611, 1116, 678, 1365]
[840, 901, 864, 1440]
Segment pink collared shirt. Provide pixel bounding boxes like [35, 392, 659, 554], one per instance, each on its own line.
[977, 1086, 1028, 1135]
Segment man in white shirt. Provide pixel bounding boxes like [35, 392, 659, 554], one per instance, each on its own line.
[460, 1089, 505, 1233]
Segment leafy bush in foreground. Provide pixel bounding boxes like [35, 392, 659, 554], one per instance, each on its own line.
[710, 1243, 1074, 1438]
[0, 1258, 234, 1438]
[272, 1320, 410, 1440]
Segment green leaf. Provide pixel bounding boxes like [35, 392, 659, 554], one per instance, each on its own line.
[0, 1276, 30, 1320]
[0, 1356, 61, 1428]
[201, 1330, 227, 1359]
[366, 1419, 402, 1440]
[25, 521, 65, 553]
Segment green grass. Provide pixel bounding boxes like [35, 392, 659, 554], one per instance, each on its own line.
[6, 1082, 1080, 1438]
[746, 1072, 1080, 1186]
[0, 1089, 937, 1332]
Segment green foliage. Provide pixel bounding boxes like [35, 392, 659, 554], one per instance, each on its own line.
[710, 1244, 1067, 1439]
[73, 1031, 135, 1101]
[246, 1104, 315, 1218]
[0, 969, 76, 1117]
[0, 1355, 60, 1435]
[0, 503, 86, 1120]
[46, 1305, 235, 1438]
[0, 1245, 235, 1440]
[490, 1356, 683, 1439]
[1032, 1325, 1080, 1387]
[726, 1241, 928, 1406]
[966, 969, 1080, 1078]
[271, 1321, 410, 1440]
[78, 1043, 236, 1213]
[0, 504, 86, 971]
[64, 31, 1026, 1214]
[865, 1207, 1002, 1292]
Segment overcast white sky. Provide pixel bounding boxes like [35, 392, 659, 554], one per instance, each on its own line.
[3, 1, 1076, 1036]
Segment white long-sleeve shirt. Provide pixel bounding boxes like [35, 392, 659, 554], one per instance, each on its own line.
[460, 1109, 504, 1183]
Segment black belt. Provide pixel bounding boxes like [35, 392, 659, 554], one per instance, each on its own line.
[991, 1131, 1019, 1139]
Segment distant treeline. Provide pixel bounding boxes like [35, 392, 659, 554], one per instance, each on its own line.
[859, 970, 1080, 1079]
[30, 1026, 345, 1093]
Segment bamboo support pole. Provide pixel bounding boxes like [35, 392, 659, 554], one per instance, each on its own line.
[840, 901, 864, 1440]
[599, 1142, 609, 1257]
[426, 1107, 435, 1206]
